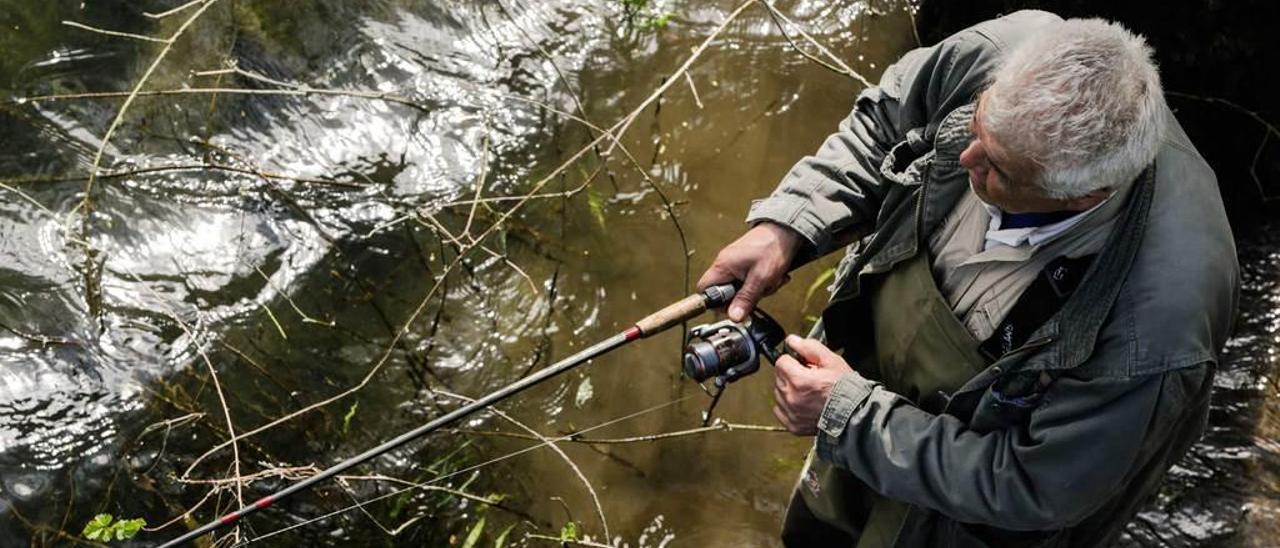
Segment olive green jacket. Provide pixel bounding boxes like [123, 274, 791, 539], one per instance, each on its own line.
[747, 10, 1240, 547]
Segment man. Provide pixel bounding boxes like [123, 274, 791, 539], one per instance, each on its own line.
[697, 10, 1239, 547]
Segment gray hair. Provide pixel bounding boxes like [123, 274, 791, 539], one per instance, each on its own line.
[982, 18, 1167, 198]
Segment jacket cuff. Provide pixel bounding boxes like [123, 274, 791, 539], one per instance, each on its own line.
[745, 196, 831, 259]
[816, 372, 878, 463]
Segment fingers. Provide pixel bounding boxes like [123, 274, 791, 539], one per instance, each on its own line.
[785, 335, 836, 366]
[698, 224, 799, 318]
[775, 353, 806, 383]
[728, 263, 791, 321]
[696, 263, 735, 292]
[728, 275, 764, 322]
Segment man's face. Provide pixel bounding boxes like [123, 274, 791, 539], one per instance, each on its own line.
[959, 94, 1074, 214]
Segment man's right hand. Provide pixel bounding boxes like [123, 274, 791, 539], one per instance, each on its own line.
[697, 222, 806, 322]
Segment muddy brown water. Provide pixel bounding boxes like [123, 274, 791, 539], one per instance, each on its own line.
[0, 1, 1275, 546]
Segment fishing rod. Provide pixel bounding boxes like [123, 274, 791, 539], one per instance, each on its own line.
[158, 283, 739, 547]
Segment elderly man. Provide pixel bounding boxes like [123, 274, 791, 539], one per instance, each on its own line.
[697, 10, 1239, 547]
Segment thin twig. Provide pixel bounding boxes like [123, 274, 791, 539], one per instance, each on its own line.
[434, 390, 610, 541]
[757, 0, 873, 87]
[0, 181, 56, 215]
[61, 20, 172, 44]
[525, 533, 616, 548]
[684, 72, 704, 109]
[193, 65, 301, 90]
[416, 213, 538, 294]
[143, 488, 220, 532]
[2, 162, 366, 188]
[15, 86, 433, 114]
[1166, 91, 1279, 202]
[462, 121, 491, 240]
[0, 320, 75, 346]
[124, 266, 245, 543]
[144, 0, 207, 20]
[336, 474, 541, 523]
[252, 265, 334, 326]
[70, 0, 223, 319]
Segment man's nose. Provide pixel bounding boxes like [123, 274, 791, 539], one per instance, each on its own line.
[959, 140, 985, 172]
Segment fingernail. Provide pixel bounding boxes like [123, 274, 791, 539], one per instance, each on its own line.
[729, 305, 744, 321]
[786, 334, 801, 344]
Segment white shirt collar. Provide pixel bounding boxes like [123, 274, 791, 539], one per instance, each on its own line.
[979, 197, 1111, 251]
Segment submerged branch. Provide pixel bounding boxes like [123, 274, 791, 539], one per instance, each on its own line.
[14, 86, 433, 114]
[1, 162, 367, 188]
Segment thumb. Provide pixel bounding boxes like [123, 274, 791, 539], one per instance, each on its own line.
[728, 276, 767, 322]
[785, 335, 838, 368]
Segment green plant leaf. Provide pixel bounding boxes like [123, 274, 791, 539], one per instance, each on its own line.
[83, 514, 113, 541]
[493, 524, 515, 548]
[802, 266, 836, 311]
[559, 521, 579, 541]
[83, 514, 147, 542]
[586, 188, 607, 230]
[461, 516, 486, 548]
[341, 400, 359, 435]
[115, 518, 146, 540]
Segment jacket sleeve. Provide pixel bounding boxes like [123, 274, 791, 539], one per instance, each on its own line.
[813, 363, 1210, 530]
[744, 10, 1061, 261]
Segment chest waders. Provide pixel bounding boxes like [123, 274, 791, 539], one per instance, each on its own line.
[788, 252, 990, 548]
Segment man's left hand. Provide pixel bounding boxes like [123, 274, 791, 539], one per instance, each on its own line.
[773, 335, 856, 436]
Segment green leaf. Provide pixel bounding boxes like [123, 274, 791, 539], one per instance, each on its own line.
[83, 514, 113, 541]
[802, 267, 836, 311]
[115, 518, 146, 540]
[341, 400, 359, 435]
[640, 11, 674, 30]
[493, 524, 515, 548]
[586, 189, 607, 230]
[461, 516, 486, 548]
[83, 514, 147, 542]
[559, 521, 579, 541]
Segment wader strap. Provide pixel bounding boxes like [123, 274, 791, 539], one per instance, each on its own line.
[979, 253, 1097, 362]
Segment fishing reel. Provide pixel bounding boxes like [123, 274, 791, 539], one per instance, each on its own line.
[683, 307, 789, 388]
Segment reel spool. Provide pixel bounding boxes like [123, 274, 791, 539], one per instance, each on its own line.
[682, 307, 789, 387]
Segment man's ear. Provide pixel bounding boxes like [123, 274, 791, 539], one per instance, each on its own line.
[1064, 188, 1112, 211]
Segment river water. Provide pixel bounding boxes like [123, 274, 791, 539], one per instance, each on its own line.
[0, 1, 1274, 546]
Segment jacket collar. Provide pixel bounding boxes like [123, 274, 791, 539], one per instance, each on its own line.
[872, 101, 1157, 373]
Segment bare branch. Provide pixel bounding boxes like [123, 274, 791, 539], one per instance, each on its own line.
[144, 0, 208, 20]
[2, 162, 367, 188]
[15, 86, 432, 114]
[434, 390, 610, 540]
[61, 20, 172, 44]
[758, 0, 873, 87]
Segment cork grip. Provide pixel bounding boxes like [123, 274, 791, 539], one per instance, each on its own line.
[634, 294, 706, 336]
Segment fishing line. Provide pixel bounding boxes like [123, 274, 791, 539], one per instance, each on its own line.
[237, 394, 697, 545]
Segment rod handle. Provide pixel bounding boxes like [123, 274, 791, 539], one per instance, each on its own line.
[634, 284, 735, 337]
